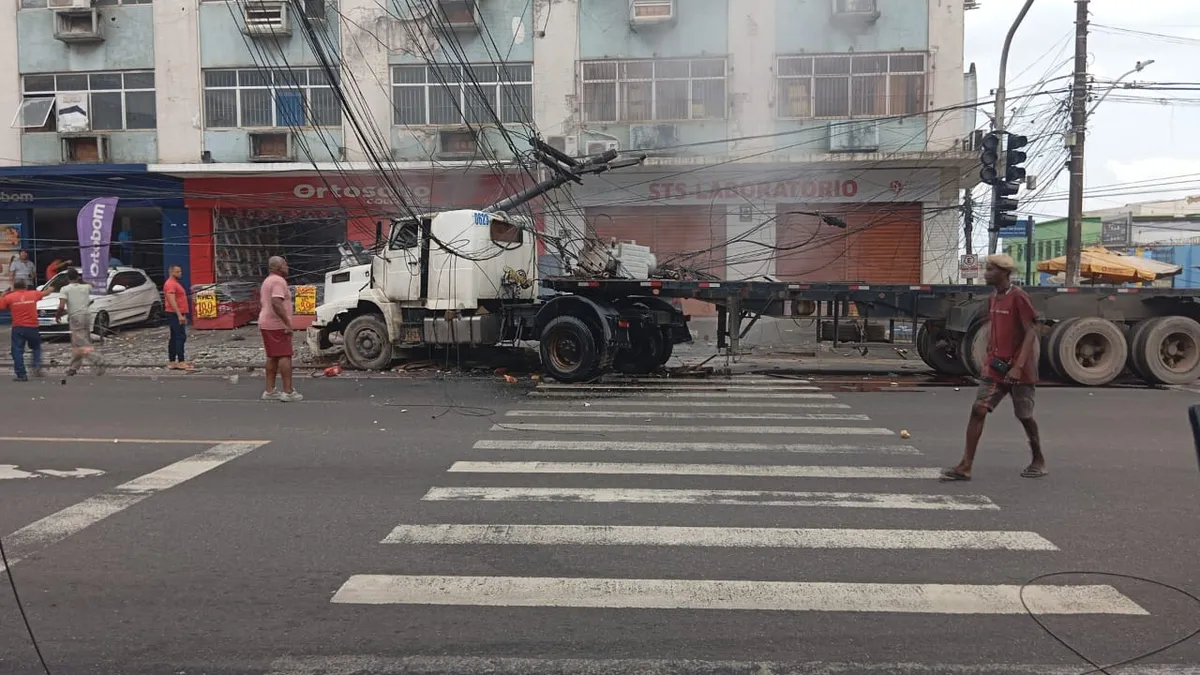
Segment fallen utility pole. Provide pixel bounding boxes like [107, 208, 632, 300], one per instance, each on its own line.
[989, 0, 1037, 255]
[963, 190, 975, 285]
[1064, 0, 1090, 286]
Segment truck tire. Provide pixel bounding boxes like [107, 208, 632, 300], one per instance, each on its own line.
[1126, 318, 1159, 383]
[613, 327, 666, 375]
[1135, 315, 1200, 385]
[344, 314, 393, 371]
[1045, 318, 1080, 380]
[917, 324, 968, 376]
[658, 329, 674, 366]
[1052, 317, 1127, 386]
[959, 321, 989, 378]
[540, 315, 602, 383]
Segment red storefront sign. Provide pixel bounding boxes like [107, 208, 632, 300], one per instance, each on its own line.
[184, 172, 532, 285]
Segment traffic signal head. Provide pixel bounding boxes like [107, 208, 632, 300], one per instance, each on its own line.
[992, 180, 1020, 232]
[979, 132, 1002, 185]
[1005, 134, 1028, 182]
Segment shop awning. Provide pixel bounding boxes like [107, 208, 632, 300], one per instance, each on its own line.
[1036, 246, 1182, 283]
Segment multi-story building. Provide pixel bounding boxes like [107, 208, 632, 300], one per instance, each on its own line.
[0, 0, 978, 297]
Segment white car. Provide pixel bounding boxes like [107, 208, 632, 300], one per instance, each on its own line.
[36, 266, 163, 335]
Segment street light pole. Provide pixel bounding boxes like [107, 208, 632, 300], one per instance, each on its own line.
[1064, 0, 1090, 287]
[1088, 59, 1154, 116]
[989, 0, 1037, 255]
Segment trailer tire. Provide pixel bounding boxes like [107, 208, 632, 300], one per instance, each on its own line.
[917, 324, 969, 376]
[658, 329, 674, 365]
[1053, 317, 1127, 386]
[540, 315, 602, 383]
[344, 314, 393, 371]
[1045, 318, 1080, 380]
[1127, 319, 1159, 383]
[959, 321, 989, 378]
[1135, 315, 1200, 385]
[613, 326, 666, 375]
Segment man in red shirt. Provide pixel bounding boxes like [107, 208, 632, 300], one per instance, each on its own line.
[162, 265, 194, 371]
[942, 254, 1045, 481]
[0, 279, 48, 381]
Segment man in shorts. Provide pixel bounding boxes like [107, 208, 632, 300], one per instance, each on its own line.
[56, 268, 106, 376]
[259, 255, 302, 402]
[942, 254, 1045, 481]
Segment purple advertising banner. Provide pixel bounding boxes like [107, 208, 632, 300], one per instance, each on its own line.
[76, 197, 119, 293]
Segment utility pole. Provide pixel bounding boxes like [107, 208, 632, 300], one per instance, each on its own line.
[963, 190, 976, 285]
[1064, 0, 1090, 287]
[989, 0, 1037, 255]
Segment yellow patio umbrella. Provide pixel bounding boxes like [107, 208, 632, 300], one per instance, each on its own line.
[1036, 246, 1182, 283]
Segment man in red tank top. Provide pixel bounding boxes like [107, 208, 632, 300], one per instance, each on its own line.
[942, 254, 1045, 481]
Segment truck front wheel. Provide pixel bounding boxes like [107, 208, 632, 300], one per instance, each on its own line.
[540, 315, 601, 383]
[344, 314, 393, 371]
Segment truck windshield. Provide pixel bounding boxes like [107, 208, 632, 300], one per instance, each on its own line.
[490, 219, 522, 245]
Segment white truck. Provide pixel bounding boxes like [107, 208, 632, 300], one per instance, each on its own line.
[306, 146, 694, 382]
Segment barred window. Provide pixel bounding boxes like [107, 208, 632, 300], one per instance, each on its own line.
[17, 71, 156, 132]
[581, 58, 727, 123]
[391, 63, 533, 126]
[203, 68, 342, 129]
[777, 53, 926, 119]
[22, 0, 150, 6]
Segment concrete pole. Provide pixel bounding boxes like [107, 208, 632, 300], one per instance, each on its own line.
[1064, 0, 1090, 287]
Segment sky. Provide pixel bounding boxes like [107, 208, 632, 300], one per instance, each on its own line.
[963, 0, 1200, 220]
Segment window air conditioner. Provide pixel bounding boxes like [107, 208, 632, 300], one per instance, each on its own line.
[585, 140, 619, 156]
[629, 0, 675, 26]
[435, 129, 479, 160]
[47, 0, 91, 9]
[828, 120, 880, 152]
[435, 0, 480, 32]
[242, 1, 292, 37]
[61, 134, 110, 163]
[832, 0, 880, 22]
[249, 131, 294, 162]
[53, 7, 104, 43]
[545, 135, 579, 158]
[628, 123, 680, 153]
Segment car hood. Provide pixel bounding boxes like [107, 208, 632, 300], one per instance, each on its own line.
[37, 292, 106, 311]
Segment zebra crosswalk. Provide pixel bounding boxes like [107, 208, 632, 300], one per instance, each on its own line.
[330, 375, 1149, 619]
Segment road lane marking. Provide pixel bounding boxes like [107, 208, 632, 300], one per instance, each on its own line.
[0, 436, 269, 444]
[0, 441, 268, 572]
[472, 440, 921, 454]
[382, 524, 1058, 550]
[422, 487, 997, 510]
[447, 461, 940, 479]
[492, 423, 893, 435]
[1, 465, 106, 479]
[528, 391, 837, 399]
[505, 410, 871, 421]
[597, 377, 812, 384]
[535, 384, 821, 391]
[526, 400, 852, 409]
[330, 576, 1146, 615]
[267, 657, 1190, 675]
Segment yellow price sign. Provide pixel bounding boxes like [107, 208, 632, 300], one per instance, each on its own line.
[195, 291, 219, 319]
[294, 285, 317, 315]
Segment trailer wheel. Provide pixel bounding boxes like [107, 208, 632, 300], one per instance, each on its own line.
[917, 324, 968, 376]
[540, 315, 602, 383]
[613, 327, 666, 375]
[1045, 318, 1080, 380]
[344, 314, 393, 371]
[1135, 315, 1200, 385]
[658, 329, 674, 366]
[959, 321, 989, 378]
[1127, 319, 1158, 383]
[1053, 317, 1127, 386]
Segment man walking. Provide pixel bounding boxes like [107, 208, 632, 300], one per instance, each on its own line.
[163, 265, 194, 371]
[0, 279, 47, 381]
[942, 254, 1045, 481]
[55, 268, 106, 376]
[9, 249, 35, 289]
[259, 256, 301, 402]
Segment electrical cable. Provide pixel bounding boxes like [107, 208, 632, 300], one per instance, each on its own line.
[0, 534, 54, 675]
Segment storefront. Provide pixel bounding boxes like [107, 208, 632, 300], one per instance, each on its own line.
[0, 166, 186, 291]
[182, 171, 530, 288]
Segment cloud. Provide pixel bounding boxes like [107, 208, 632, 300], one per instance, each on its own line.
[1104, 158, 1200, 185]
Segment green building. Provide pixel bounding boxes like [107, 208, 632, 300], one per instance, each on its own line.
[1002, 216, 1103, 285]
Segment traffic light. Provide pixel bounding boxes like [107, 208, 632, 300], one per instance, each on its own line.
[1005, 134, 1029, 182]
[992, 180, 1020, 233]
[979, 131, 1001, 185]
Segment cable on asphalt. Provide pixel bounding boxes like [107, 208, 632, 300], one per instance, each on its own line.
[0, 534, 54, 675]
[1019, 570, 1200, 675]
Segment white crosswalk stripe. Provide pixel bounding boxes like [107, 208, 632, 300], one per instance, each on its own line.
[334, 375, 1149, 622]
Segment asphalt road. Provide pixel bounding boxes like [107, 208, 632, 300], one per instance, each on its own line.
[1, 370, 1198, 675]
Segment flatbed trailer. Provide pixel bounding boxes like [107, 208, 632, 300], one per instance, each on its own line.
[540, 278, 1200, 387]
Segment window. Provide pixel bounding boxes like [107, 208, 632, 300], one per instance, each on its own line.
[390, 220, 421, 250]
[391, 63, 532, 126]
[18, 71, 156, 132]
[1054, 239, 1064, 257]
[22, 0, 150, 5]
[203, 68, 342, 129]
[111, 271, 144, 292]
[490, 219, 522, 245]
[581, 58, 726, 123]
[777, 53, 926, 119]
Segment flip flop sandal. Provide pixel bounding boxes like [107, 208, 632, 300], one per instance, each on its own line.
[1020, 468, 1048, 478]
[940, 468, 971, 482]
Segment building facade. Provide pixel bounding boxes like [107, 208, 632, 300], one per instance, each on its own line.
[0, 0, 977, 294]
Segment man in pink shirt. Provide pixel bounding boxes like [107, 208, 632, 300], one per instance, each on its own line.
[259, 256, 302, 401]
